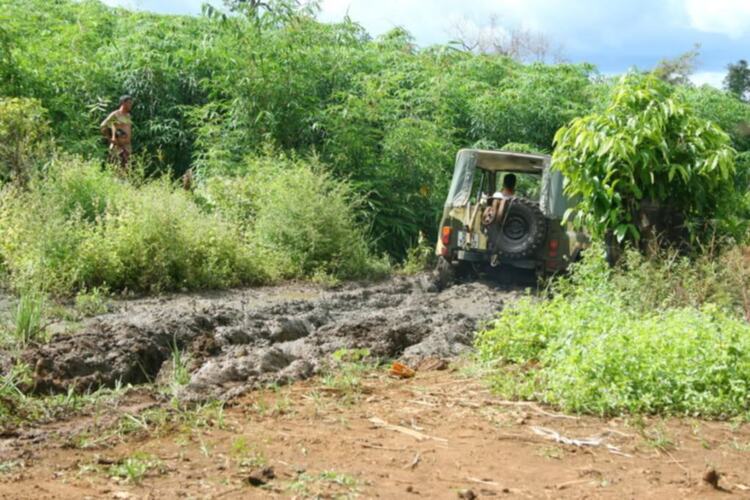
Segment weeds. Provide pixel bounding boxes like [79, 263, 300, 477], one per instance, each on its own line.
[0, 157, 268, 296]
[287, 470, 359, 498]
[74, 287, 110, 317]
[476, 245, 750, 418]
[399, 232, 435, 275]
[13, 290, 45, 345]
[320, 348, 375, 403]
[108, 452, 162, 484]
[230, 436, 267, 468]
[641, 425, 675, 452]
[165, 339, 190, 400]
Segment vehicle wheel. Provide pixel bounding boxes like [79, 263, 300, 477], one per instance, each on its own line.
[488, 198, 547, 259]
[435, 256, 456, 290]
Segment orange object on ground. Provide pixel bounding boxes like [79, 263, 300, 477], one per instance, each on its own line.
[390, 361, 416, 378]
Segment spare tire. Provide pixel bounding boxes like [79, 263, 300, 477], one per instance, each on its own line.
[487, 198, 546, 259]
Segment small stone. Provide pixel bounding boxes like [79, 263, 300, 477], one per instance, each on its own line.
[458, 489, 477, 500]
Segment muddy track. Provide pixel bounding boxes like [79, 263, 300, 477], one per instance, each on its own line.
[21, 274, 521, 401]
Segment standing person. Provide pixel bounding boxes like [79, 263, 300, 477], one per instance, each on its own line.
[100, 95, 134, 172]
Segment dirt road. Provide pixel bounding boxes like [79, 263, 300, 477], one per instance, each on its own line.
[2, 369, 749, 499]
[2, 276, 750, 498]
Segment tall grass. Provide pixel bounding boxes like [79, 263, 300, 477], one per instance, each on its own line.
[0, 154, 388, 297]
[13, 290, 45, 345]
[196, 154, 390, 281]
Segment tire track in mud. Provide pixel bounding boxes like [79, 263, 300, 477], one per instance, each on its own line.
[21, 274, 521, 401]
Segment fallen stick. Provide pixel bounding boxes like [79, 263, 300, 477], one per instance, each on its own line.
[369, 417, 448, 443]
[403, 452, 421, 470]
[360, 443, 408, 451]
[531, 426, 632, 457]
[466, 477, 500, 487]
[556, 478, 594, 490]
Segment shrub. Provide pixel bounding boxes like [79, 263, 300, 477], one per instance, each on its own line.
[0, 97, 52, 183]
[476, 245, 750, 417]
[553, 74, 738, 244]
[198, 154, 389, 281]
[0, 157, 268, 295]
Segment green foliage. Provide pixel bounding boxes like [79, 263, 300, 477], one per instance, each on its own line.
[13, 290, 45, 345]
[476, 246, 750, 417]
[0, 363, 34, 425]
[0, 97, 51, 183]
[199, 154, 389, 281]
[321, 348, 374, 402]
[0, 0, 602, 259]
[108, 452, 162, 484]
[0, 157, 266, 295]
[679, 85, 750, 152]
[399, 233, 435, 274]
[725, 59, 750, 102]
[553, 74, 738, 243]
[74, 287, 110, 317]
[3, 0, 744, 263]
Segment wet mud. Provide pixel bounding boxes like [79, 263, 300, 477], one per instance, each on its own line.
[21, 274, 521, 401]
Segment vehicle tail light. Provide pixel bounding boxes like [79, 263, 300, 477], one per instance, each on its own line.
[548, 239, 559, 257]
[441, 226, 453, 245]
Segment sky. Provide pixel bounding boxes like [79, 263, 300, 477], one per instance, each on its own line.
[101, 0, 750, 88]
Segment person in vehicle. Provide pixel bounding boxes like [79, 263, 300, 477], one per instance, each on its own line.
[483, 174, 517, 225]
[100, 95, 134, 172]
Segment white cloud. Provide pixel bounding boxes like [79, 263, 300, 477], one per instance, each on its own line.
[317, 0, 551, 45]
[100, 0, 206, 15]
[690, 71, 725, 88]
[685, 0, 750, 38]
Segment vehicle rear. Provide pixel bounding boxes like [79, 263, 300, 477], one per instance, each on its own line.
[435, 149, 588, 278]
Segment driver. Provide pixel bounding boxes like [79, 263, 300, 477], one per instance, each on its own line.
[482, 174, 516, 225]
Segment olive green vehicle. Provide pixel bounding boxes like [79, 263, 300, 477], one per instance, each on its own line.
[435, 148, 589, 282]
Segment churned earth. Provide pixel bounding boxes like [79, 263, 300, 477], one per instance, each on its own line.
[20, 274, 517, 401]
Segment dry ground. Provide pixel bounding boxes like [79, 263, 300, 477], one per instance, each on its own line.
[1, 367, 750, 499]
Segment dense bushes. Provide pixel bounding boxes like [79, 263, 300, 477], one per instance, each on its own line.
[196, 154, 389, 281]
[2, 1, 749, 257]
[476, 246, 750, 417]
[0, 158, 264, 294]
[0, 97, 51, 183]
[0, 154, 385, 295]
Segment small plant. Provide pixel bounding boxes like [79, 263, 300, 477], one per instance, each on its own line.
[320, 348, 374, 402]
[0, 460, 22, 474]
[641, 425, 675, 452]
[166, 339, 190, 399]
[230, 436, 267, 468]
[108, 453, 161, 484]
[287, 470, 359, 498]
[399, 232, 434, 275]
[74, 287, 110, 317]
[13, 290, 45, 345]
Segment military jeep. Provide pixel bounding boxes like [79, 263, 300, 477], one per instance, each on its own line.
[435, 148, 589, 282]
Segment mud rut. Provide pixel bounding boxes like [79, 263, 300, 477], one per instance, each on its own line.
[21, 275, 520, 402]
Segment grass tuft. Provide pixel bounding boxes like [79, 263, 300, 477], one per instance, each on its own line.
[13, 290, 45, 345]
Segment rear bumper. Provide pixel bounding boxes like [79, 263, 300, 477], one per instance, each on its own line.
[455, 250, 539, 270]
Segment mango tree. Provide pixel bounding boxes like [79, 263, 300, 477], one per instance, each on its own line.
[553, 74, 737, 245]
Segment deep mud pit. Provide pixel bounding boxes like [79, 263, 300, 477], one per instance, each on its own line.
[22, 275, 520, 401]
